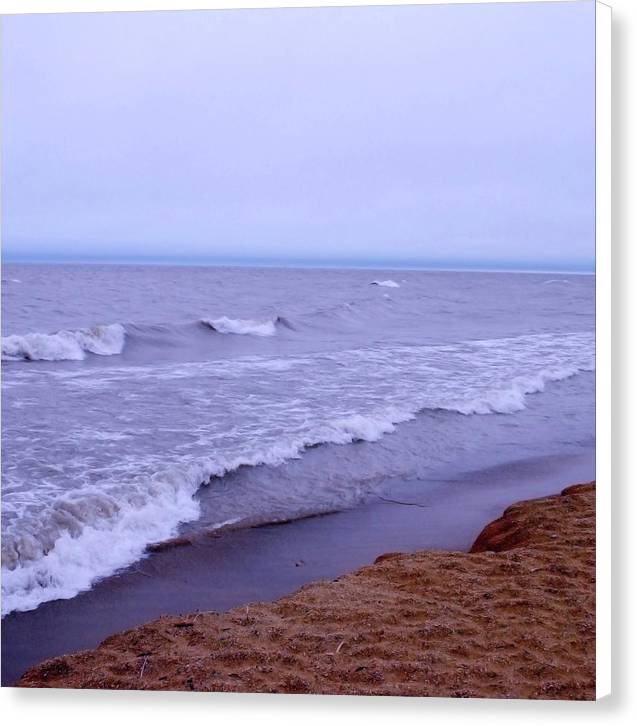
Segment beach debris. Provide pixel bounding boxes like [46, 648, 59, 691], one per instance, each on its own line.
[326, 639, 347, 657]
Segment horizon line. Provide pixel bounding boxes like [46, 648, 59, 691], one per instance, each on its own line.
[1, 256, 595, 275]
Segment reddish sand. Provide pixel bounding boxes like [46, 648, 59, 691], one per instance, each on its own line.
[18, 483, 595, 699]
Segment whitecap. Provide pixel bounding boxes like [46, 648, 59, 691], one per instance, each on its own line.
[2, 323, 126, 362]
[201, 316, 277, 337]
[370, 279, 400, 288]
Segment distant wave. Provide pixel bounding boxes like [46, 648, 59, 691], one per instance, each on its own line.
[370, 279, 400, 288]
[200, 315, 292, 336]
[1, 324, 126, 362]
[201, 316, 276, 336]
[2, 314, 296, 363]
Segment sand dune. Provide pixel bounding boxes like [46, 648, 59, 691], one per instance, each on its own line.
[18, 483, 595, 699]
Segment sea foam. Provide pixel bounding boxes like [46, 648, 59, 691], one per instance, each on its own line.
[201, 316, 278, 336]
[0, 406, 413, 615]
[2, 323, 126, 361]
[371, 279, 400, 288]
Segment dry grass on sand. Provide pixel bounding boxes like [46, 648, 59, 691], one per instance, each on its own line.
[18, 483, 596, 699]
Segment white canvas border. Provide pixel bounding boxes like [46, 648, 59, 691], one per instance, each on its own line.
[595, 0, 611, 702]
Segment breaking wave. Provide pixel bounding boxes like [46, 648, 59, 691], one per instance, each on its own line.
[2, 314, 297, 363]
[1, 324, 126, 362]
[370, 279, 400, 288]
[1, 406, 412, 615]
[443, 364, 591, 415]
[200, 316, 289, 337]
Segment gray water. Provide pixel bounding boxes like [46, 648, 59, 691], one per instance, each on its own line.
[1, 264, 595, 616]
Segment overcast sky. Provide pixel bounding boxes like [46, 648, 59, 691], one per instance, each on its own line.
[1, 1, 595, 271]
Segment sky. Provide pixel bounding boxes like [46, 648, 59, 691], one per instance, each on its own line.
[1, 1, 595, 271]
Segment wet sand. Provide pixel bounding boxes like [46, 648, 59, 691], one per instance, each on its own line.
[16, 481, 596, 698]
[2, 451, 594, 689]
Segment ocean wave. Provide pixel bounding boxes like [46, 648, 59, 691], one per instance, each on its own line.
[443, 364, 591, 415]
[1, 323, 126, 362]
[370, 279, 400, 288]
[1, 313, 294, 363]
[2, 298, 421, 364]
[0, 406, 413, 615]
[200, 316, 284, 336]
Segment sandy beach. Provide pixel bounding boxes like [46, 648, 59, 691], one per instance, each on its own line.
[17, 481, 595, 699]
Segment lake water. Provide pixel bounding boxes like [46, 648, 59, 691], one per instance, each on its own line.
[1, 264, 595, 615]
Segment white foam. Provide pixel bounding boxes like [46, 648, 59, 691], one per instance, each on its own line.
[1, 323, 126, 362]
[371, 279, 400, 288]
[328, 410, 413, 443]
[1, 465, 201, 615]
[0, 404, 415, 615]
[445, 364, 592, 415]
[203, 316, 277, 336]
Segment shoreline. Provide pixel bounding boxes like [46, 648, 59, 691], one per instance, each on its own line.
[2, 452, 595, 694]
[1, 451, 593, 686]
[16, 481, 596, 698]
[1, 452, 594, 687]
